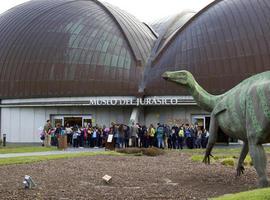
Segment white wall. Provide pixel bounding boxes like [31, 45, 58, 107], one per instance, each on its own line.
[144, 105, 209, 127]
[1, 106, 133, 143]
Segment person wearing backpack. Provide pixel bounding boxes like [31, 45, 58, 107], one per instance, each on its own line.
[185, 124, 193, 149]
[156, 123, 164, 149]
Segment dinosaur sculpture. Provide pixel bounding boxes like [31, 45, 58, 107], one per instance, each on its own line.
[162, 70, 270, 187]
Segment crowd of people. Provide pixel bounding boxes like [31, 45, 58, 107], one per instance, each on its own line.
[41, 120, 210, 149]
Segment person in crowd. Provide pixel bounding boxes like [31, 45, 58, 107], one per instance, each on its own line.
[194, 124, 199, 147]
[195, 127, 202, 148]
[156, 123, 164, 149]
[43, 119, 52, 147]
[53, 123, 62, 147]
[40, 127, 45, 146]
[137, 123, 144, 148]
[102, 125, 109, 147]
[124, 125, 130, 148]
[178, 126, 184, 149]
[65, 123, 73, 146]
[202, 128, 209, 148]
[171, 125, 178, 149]
[87, 126, 92, 147]
[83, 126, 88, 147]
[148, 124, 155, 147]
[97, 127, 103, 147]
[118, 124, 125, 148]
[141, 125, 148, 148]
[167, 127, 172, 149]
[163, 124, 170, 149]
[130, 122, 138, 147]
[190, 124, 196, 149]
[79, 127, 84, 147]
[72, 127, 80, 148]
[92, 127, 98, 147]
[185, 124, 193, 149]
[113, 124, 120, 148]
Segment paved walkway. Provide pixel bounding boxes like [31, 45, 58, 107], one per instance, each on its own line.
[0, 147, 105, 158]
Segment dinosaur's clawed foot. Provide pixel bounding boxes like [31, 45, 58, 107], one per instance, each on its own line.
[236, 165, 245, 176]
[202, 153, 213, 164]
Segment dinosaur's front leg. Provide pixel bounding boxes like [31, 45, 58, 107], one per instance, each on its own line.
[203, 113, 218, 164]
[236, 141, 249, 176]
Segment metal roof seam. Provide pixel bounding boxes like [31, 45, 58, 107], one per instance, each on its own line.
[91, 0, 140, 65]
[152, 0, 222, 63]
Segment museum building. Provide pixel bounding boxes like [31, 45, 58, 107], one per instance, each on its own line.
[0, 0, 270, 142]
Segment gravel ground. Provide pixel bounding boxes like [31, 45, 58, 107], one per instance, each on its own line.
[0, 151, 264, 200]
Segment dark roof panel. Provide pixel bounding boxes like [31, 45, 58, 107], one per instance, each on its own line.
[146, 0, 270, 96]
[0, 0, 156, 98]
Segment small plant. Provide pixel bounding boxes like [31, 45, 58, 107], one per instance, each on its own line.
[220, 158, 235, 166]
[243, 156, 253, 166]
[191, 155, 204, 162]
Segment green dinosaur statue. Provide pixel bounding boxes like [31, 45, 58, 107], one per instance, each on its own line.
[162, 70, 270, 187]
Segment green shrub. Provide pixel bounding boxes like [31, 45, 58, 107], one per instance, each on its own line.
[191, 155, 204, 162]
[116, 148, 142, 154]
[221, 158, 235, 166]
[241, 155, 252, 166]
[142, 147, 165, 156]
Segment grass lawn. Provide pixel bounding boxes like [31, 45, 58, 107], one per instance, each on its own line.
[186, 146, 270, 167]
[211, 188, 270, 200]
[0, 151, 122, 165]
[183, 146, 270, 155]
[187, 146, 270, 163]
[0, 146, 57, 154]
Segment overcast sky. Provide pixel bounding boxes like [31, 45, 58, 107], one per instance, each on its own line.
[0, 0, 212, 22]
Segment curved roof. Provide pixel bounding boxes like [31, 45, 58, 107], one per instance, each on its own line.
[0, 0, 156, 98]
[146, 0, 270, 95]
[150, 10, 197, 55]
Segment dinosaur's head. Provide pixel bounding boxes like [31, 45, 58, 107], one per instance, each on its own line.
[162, 70, 191, 85]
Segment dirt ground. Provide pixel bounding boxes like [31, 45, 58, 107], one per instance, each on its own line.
[0, 151, 265, 200]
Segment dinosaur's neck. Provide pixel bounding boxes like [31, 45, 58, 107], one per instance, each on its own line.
[186, 76, 219, 112]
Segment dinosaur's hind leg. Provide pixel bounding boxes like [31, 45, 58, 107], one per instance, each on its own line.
[236, 142, 249, 176]
[248, 141, 268, 187]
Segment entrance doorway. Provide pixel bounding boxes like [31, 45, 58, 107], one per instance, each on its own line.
[64, 117, 82, 127]
[51, 114, 92, 128]
[192, 115, 233, 144]
[192, 115, 210, 130]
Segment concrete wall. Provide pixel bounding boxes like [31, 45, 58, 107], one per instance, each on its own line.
[1, 106, 133, 143]
[144, 105, 209, 127]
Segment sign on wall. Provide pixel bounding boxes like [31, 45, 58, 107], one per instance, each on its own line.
[1, 96, 196, 107]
